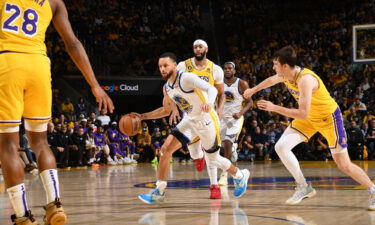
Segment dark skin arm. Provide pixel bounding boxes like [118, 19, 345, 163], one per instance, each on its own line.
[233, 79, 252, 119]
[50, 0, 114, 114]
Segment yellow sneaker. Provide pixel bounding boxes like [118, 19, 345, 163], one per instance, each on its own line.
[11, 210, 39, 225]
[43, 198, 67, 225]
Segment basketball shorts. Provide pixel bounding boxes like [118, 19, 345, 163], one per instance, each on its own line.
[0, 52, 52, 125]
[220, 115, 244, 143]
[173, 110, 221, 151]
[290, 107, 348, 153]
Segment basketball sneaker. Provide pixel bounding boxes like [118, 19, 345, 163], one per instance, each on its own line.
[43, 198, 67, 225]
[218, 172, 228, 186]
[285, 182, 316, 205]
[210, 184, 221, 199]
[195, 154, 205, 172]
[233, 169, 250, 197]
[138, 188, 165, 204]
[11, 210, 39, 225]
[368, 193, 375, 211]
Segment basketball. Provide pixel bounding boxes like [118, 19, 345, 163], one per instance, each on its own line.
[119, 114, 141, 136]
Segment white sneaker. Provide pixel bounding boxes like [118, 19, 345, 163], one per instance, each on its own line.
[218, 172, 228, 186]
[369, 193, 375, 211]
[123, 157, 132, 164]
[285, 182, 316, 205]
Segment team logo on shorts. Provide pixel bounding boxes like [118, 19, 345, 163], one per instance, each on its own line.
[173, 95, 193, 114]
[225, 91, 235, 102]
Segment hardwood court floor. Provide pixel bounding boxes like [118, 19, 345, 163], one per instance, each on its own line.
[1, 160, 375, 225]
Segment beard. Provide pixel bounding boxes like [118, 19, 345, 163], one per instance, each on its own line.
[194, 50, 207, 61]
[162, 70, 174, 80]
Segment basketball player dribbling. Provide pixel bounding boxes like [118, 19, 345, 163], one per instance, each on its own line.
[244, 46, 375, 209]
[137, 52, 250, 204]
[0, 0, 114, 224]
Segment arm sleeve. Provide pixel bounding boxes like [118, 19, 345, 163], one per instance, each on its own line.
[213, 64, 224, 84]
[180, 73, 218, 105]
[176, 61, 186, 71]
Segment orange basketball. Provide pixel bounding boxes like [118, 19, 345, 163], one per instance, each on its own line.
[119, 114, 141, 136]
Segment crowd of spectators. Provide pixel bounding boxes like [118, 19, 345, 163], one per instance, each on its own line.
[27, 0, 375, 168]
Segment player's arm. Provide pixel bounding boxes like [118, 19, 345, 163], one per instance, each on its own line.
[182, 73, 218, 112]
[138, 88, 174, 120]
[233, 80, 252, 119]
[51, 0, 114, 113]
[243, 74, 283, 99]
[168, 62, 186, 125]
[257, 75, 316, 120]
[214, 65, 225, 119]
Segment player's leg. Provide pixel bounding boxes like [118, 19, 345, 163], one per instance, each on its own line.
[275, 122, 316, 205]
[200, 112, 250, 198]
[0, 53, 38, 224]
[321, 108, 375, 210]
[138, 134, 182, 204]
[23, 54, 66, 224]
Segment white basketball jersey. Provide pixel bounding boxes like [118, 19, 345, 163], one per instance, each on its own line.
[164, 71, 208, 119]
[223, 78, 244, 117]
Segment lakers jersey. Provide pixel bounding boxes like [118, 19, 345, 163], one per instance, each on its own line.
[184, 58, 215, 85]
[0, 0, 52, 54]
[284, 67, 338, 119]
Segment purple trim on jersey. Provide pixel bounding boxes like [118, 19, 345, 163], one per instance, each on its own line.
[49, 170, 59, 199]
[23, 116, 51, 121]
[0, 120, 21, 123]
[331, 107, 348, 149]
[289, 122, 309, 140]
[21, 185, 28, 213]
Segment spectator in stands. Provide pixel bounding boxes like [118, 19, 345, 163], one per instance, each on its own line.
[61, 98, 75, 122]
[70, 127, 86, 167]
[56, 125, 72, 168]
[137, 127, 153, 162]
[76, 97, 87, 117]
[94, 126, 115, 165]
[97, 109, 111, 127]
[366, 120, 375, 159]
[238, 135, 256, 162]
[347, 121, 365, 160]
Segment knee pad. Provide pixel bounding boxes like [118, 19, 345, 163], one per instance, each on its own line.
[24, 121, 47, 132]
[205, 151, 231, 171]
[0, 125, 19, 133]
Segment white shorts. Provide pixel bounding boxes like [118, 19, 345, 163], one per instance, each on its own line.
[173, 111, 221, 150]
[220, 116, 244, 143]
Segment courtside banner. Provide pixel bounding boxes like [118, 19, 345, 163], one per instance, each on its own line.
[100, 79, 164, 96]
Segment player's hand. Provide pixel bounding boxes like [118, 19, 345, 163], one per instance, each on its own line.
[257, 100, 275, 112]
[232, 113, 241, 120]
[201, 103, 213, 112]
[91, 86, 115, 114]
[169, 106, 181, 125]
[243, 88, 255, 99]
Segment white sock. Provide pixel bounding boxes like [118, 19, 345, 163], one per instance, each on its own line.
[207, 165, 218, 185]
[7, 183, 28, 217]
[275, 127, 308, 186]
[370, 185, 375, 194]
[40, 169, 60, 204]
[233, 169, 243, 179]
[156, 180, 167, 194]
[130, 154, 134, 160]
[221, 171, 228, 177]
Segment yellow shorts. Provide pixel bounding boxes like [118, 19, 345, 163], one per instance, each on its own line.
[0, 52, 52, 125]
[290, 107, 348, 152]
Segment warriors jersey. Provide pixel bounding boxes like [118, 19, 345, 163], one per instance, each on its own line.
[283, 67, 338, 119]
[0, 0, 52, 54]
[177, 58, 224, 86]
[223, 78, 244, 117]
[164, 71, 217, 119]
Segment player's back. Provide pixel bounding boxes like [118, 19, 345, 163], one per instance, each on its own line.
[0, 0, 52, 55]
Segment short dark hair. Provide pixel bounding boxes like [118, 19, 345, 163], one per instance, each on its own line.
[159, 52, 177, 62]
[273, 46, 297, 67]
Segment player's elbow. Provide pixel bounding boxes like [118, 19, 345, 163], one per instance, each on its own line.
[65, 38, 81, 51]
[299, 110, 308, 120]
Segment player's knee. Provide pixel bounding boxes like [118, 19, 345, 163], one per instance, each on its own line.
[275, 139, 287, 154]
[160, 144, 173, 156]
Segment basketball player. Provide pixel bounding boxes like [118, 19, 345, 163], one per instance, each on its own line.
[137, 52, 250, 204]
[243, 46, 375, 209]
[173, 39, 225, 198]
[0, 0, 114, 224]
[218, 62, 252, 186]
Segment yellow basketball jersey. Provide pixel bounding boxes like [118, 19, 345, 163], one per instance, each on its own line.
[284, 67, 338, 119]
[0, 0, 52, 54]
[185, 58, 215, 85]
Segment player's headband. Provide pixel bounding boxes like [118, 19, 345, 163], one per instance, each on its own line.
[224, 61, 236, 69]
[193, 39, 208, 48]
